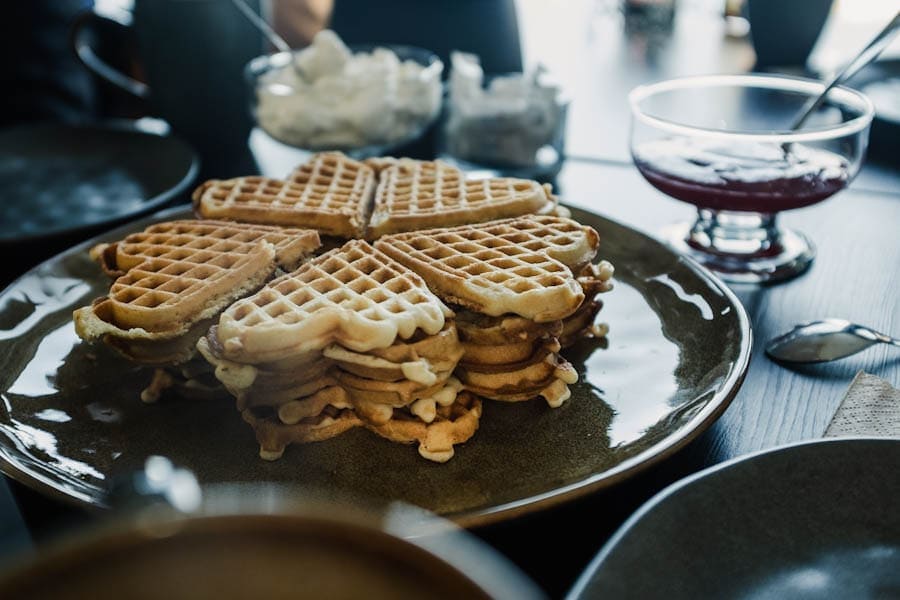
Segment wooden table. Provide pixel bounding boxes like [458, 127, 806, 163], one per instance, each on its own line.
[1, 3, 898, 597]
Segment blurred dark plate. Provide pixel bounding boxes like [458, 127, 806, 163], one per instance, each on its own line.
[0, 205, 750, 527]
[846, 59, 900, 162]
[0, 492, 543, 599]
[0, 122, 198, 245]
[569, 438, 900, 599]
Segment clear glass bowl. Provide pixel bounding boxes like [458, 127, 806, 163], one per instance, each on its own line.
[245, 45, 443, 159]
[629, 74, 874, 284]
[438, 73, 569, 180]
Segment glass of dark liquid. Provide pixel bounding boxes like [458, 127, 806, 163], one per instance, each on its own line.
[629, 75, 874, 283]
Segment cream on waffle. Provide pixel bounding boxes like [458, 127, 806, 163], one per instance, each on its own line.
[212, 239, 451, 364]
[365, 392, 482, 463]
[375, 220, 585, 322]
[455, 310, 563, 344]
[192, 153, 375, 238]
[323, 323, 463, 385]
[243, 405, 362, 461]
[74, 220, 321, 365]
[365, 159, 555, 238]
[560, 261, 615, 347]
[197, 335, 338, 409]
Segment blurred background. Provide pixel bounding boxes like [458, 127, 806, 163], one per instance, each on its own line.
[3, 0, 898, 178]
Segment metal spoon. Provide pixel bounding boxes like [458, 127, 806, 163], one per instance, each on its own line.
[765, 319, 900, 364]
[230, 0, 307, 77]
[789, 10, 900, 131]
[231, 0, 291, 53]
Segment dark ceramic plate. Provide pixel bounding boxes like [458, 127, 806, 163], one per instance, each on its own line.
[0, 205, 750, 526]
[0, 122, 198, 244]
[569, 438, 900, 599]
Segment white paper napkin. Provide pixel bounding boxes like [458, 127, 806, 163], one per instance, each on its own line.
[823, 371, 900, 438]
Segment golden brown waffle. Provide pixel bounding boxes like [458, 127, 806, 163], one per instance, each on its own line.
[455, 310, 563, 346]
[335, 369, 452, 408]
[560, 299, 603, 348]
[276, 386, 352, 425]
[75, 238, 276, 342]
[488, 215, 601, 271]
[76, 218, 323, 344]
[351, 378, 464, 426]
[96, 316, 215, 366]
[242, 405, 362, 460]
[393, 214, 600, 271]
[197, 335, 335, 409]
[559, 261, 614, 347]
[366, 159, 554, 238]
[457, 341, 563, 389]
[323, 324, 463, 384]
[578, 260, 615, 295]
[139, 360, 226, 403]
[459, 341, 578, 408]
[375, 222, 584, 322]
[362, 156, 401, 173]
[461, 338, 537, 366]
[192, 153, 375, 238]
[365, 392, 482, 463]
[467, 377, 573, 407]
[91, 220, 321, 278]
[213, 240, 451, 364]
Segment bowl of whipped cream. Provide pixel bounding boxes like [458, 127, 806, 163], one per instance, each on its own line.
[246, 30, 443, 157]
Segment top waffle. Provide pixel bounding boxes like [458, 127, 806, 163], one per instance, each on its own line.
[192, 153, 374, 238]
[366, 159, 555, 238]
[75, 224, 319, 341]
[91, 220, 321, 278]
[375, 217, 588, 322]
[214, 239, 453, 364]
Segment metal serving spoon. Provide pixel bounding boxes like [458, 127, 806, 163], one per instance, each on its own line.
[230, 0, 308, 78]
[789, 10, 900, 131]
[766, 319, 900, 364]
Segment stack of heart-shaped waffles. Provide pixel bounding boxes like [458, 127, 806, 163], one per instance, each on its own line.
[75, 152, 613, 462]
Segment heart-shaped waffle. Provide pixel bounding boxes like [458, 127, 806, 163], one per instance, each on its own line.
[365, 159, 555, 238]
[192, 152, 375, 238]
[374, 216, 592, 322]
[74, 220, 321, 342]
[91, 220, 320, 278]
[213, 240, 452, 364]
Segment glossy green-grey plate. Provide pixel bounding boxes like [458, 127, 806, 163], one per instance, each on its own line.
[569, 438, 900, 599]
[0, 205, 750, 527]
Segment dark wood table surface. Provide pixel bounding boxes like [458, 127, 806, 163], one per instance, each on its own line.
[1, 4, 898, 598]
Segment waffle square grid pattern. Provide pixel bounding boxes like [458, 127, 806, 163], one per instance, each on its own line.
[216, 240, 451, 361]
[375, 219, 589, 322]
[366, 159, 552, 237]
[193, 152, 555, 240]
[193, 153, 375, 238]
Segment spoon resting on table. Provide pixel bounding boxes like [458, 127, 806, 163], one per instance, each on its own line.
[765, 319, 900, 364]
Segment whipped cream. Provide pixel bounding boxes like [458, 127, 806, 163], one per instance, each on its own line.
[256, 30, 442, 149]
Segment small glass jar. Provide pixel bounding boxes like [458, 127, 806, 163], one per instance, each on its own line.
[438, 70, 569, 180]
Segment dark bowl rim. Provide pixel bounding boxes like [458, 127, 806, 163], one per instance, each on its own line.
[566, 436, 900, 599]
[0, 120, 199, 245]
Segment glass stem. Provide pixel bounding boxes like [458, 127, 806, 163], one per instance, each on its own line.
[688, 209, 783, 258]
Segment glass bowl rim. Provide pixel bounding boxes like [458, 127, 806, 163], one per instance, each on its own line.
[629, 74, 875, 143]
[244, 43, 444, 82]
[242, 44, 444, 154]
